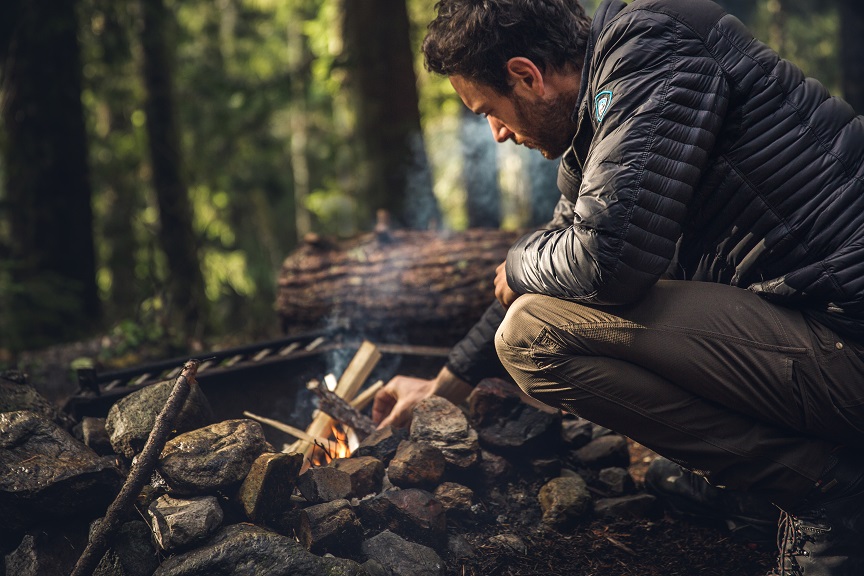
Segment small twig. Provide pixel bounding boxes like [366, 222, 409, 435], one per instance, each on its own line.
[70, 359, 200, 576]
[243, 411, 330, 446]
[605, 535, 637, 556]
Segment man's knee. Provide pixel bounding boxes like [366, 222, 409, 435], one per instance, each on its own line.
[495, 294, 550, 373]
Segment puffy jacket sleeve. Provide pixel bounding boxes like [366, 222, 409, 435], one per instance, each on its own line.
[506, 9, 729, 305]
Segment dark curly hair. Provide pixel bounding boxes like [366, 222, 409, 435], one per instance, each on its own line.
[422, 0, 591, 94]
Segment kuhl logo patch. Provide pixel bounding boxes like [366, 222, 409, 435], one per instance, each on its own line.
[595, 90, 613, 123]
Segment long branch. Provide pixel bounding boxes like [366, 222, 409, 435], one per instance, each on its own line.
[70, 359, 200, 576]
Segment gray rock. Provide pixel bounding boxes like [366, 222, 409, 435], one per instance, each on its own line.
[478, 449, 511, 484]
[4, 524, 88, 576]
[361, 530, 443, 576]
[0, 411, 122, 534]
[82, 417, 115, 456]
[560, 416, 593, 448]
[573, 434, 630, 469]
[447, 534, 476, 559]
[357, 488, 446, 549]
[106, 380, 214, 459]
[94, 520, 158, 576]
[594, 493, 660, 520]
[296, 466, 352, 503]
[0, 379, 57, 420]
[467, 379, 561, 453]
[158, 419, 269, 495]
[433, 482, 473, 515]
[387, 441, 445, 489]
[598, 467, 636, 495]
[299, 498, 363, 556]
[328, 456, 384, 498]
[355, 426, 407, 464]
[148, 495, 223, 552]
[152, 523, 338, 576]
[538, 475, 592, 529]
[238, 452, 303, 523]
[410, 397, 479, 471]
[355, 426, 404, 461]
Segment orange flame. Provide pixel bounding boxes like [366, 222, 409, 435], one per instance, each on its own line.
[310, 424, 353, 466]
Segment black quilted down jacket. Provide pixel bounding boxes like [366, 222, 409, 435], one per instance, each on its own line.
[448, 0, 864, 385]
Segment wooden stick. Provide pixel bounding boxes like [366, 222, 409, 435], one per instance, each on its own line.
[350, 379, 384, 411]
[243, 411, 330, 446]
[307, 379, 376, 437]
[297, 341, 381, 458]
[71, 360, 200, 576]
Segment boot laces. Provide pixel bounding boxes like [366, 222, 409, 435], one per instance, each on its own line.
[771, 510, 832, 575]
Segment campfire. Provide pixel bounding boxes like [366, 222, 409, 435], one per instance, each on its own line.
[0, 339, 775, 576]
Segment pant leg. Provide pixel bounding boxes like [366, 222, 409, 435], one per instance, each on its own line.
[494, 280, 862, 508]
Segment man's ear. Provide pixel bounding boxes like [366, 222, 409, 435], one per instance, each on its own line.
[505, 57, 545, 97]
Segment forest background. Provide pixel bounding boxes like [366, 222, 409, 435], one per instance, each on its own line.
[1, 0, 862, 367]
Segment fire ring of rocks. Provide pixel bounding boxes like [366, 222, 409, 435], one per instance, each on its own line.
[1, 371, 773, 576]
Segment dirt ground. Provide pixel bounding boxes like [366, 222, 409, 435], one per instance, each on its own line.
[445, 442, 776, 576]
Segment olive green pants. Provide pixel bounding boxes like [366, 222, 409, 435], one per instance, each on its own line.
[494, 280, 864, 509]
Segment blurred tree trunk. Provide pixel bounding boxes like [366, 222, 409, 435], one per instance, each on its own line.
[95, 0, 142, 320]
[838, 0, 864, 114]
[0, 0, 101, 348]
[715, 0, 755, 24]
[460, 108, 501, 228]
[527, 151, 561, 227]
[139, 0, 208, 341]
[341, 0, 440, 230]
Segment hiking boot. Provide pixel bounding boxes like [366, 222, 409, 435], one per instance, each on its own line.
[767, 447, 864, 575]
[645, 456, 778, 543]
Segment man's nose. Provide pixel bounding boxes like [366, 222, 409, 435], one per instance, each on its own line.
[487, 116, 514, 143]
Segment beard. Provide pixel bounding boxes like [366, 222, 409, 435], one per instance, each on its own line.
[512, 91, 579, 159]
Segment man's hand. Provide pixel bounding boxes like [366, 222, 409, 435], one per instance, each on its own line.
[372, 366, 473, 429]
[494, 261, 520, 308]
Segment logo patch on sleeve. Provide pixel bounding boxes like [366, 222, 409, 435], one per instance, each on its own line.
[594, 90, 613, 123]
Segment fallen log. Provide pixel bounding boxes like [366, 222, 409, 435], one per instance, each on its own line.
[276, 228, 523, 345]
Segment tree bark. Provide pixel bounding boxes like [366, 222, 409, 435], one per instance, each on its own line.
[276, 229, 522, 345]
[341, 0, 440, 230]
[139, 0, 208, 340]
[1, 0, 101, 348]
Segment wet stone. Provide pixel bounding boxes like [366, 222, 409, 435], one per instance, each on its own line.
[410, 396, 479, 472]
[598, 467, 635, 495]
[151, 523, 358, 576]
[0, 379, 58, 421]
[238, 452, 303, 524]
[149, 494, 224, 552]
[387, 441, 446, 489]
[158, 419, 269, 495]
[594, 493, 660, 520]
[0, 411, 122, 534]
[357, 488, 447, 549]
[447, 534, 476, 560]
[467, 379, 561, 454]
[573, 434, 630, 470]
[106, 380, 214, 459]
[296, 466, 352, 504]
[355, 425, 408, 465]
[298, 498, 363, 556]
[538, 475, 592, 529]
[328, 455, 384, 498]
[361, 530, 444, 576]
